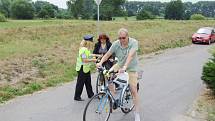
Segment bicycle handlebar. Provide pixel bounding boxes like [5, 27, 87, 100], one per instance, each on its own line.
[96, 57, 118, 64]
[97, 67, 117, 76]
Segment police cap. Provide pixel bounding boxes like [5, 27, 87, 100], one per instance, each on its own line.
[83, 35, 93, 42]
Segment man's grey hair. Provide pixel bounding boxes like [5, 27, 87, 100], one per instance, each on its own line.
[118, 28, 129, 36]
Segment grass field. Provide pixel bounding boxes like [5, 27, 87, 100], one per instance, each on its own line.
[0, 19, 215, 103]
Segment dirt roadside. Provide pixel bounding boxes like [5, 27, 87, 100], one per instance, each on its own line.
[173, 88, 215, 121]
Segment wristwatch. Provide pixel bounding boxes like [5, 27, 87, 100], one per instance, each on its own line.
[123, 65, 127, 70]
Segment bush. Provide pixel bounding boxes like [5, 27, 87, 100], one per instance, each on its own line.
[136, 10, 155, 20]
[0, 13, 7, 22]
[93, 14, 112, 21]
[202, 48, 215, 94]
[190, 14, 205, 20]
[56, 11, 72, 19]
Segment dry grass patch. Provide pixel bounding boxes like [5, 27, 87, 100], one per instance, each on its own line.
[191, 89, 215, 121]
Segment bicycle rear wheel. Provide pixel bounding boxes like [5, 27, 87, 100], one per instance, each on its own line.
[96, 74, 105, 94]
[121, 86, 134, 114]
[83, 93, 112, 121]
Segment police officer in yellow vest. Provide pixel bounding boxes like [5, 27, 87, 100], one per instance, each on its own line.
[74, 35, 100, 101]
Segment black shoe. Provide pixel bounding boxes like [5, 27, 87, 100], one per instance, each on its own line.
[74, 97, 84, 101]
[88, 95, 94, 98]
[88, 93, 94, 98]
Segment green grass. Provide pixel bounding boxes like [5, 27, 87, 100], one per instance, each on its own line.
[0, 39, 48, 59]
[0, 65, 77, 103]
[113, 16, 136, 21]
[0, 83, 43, 103]
[0, 19, 215, 103]
[112, 16, 165, 21]
[208, 106, 215, 121]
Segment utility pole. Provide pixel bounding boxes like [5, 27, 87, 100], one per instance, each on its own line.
[95, 0, 102, 36]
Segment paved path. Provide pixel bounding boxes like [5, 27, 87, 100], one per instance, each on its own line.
[0, 44, 214, 121]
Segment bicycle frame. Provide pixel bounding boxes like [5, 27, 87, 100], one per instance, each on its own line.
[97, 69, 129, 110]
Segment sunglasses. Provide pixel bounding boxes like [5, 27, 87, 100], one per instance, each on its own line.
[118, 37, 126, 40]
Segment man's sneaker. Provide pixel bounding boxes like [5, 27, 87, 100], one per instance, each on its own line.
[137, 82, 139, 92]
[134, 112, 141, 121]
[113, 101, 117, 110]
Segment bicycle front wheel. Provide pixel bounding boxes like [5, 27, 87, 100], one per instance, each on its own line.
[96, 74, 105, 94]
[121, 86, 134, 114]
[83, 93, 112, 121]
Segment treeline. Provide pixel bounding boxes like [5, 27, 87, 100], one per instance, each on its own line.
[0, 0, 70, 19]
[66, 0, 126, 20]
[0, 0, 215, 20]
[67, 0, 215, 20]
[126, 1, 215, 19]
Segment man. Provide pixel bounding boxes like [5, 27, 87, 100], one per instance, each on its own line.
[96, 28, 141, 121]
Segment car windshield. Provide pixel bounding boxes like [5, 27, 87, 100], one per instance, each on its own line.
[197, 28, 211, 34]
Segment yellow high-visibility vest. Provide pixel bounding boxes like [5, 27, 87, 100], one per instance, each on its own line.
[75, 47, 91, 73]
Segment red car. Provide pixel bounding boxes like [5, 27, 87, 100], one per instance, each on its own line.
[192, 27, 215, 45]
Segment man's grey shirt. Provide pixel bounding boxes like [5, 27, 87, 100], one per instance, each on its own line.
[109, 37, 139, 72]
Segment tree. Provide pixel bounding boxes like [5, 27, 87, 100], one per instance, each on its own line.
[56, 9, 71, 19]
[38, 5, 55, 18]
[183, 10, 192, 20]
[191, 1, 215, 18]
[82, 0, 96, 19]
[0, 0, 12, 17]
[99, 0, 115, 20]
[143, 4, 159, 16]
[67, 0, 125, 20]
[34, 1, 58, 18]
[34, 1, 47, 14]
[124, 1, 166, 17]
[67, 0, 84, 19]
[112, 0, 126, 16]
[38, 7, 48, 18]
[127, 10, 134, 17]
[165, 0, 184, 20]
[11, 0, 35, 19]
[124, 1, 215, 19]
[92, 0, 126, 20]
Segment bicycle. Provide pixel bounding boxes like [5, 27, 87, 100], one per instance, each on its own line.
[95, 58, 118, 94]
[83, 67, 134, 121]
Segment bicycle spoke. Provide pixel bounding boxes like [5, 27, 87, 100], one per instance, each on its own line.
[121, 86, 134, 113]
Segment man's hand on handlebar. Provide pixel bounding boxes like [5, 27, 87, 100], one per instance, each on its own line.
[118, 65, 127, 73]
[96, 62, 102, 68]
[98, 54, 103, 59]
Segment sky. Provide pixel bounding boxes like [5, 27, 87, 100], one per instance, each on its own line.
[33, 0, 215, 9]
